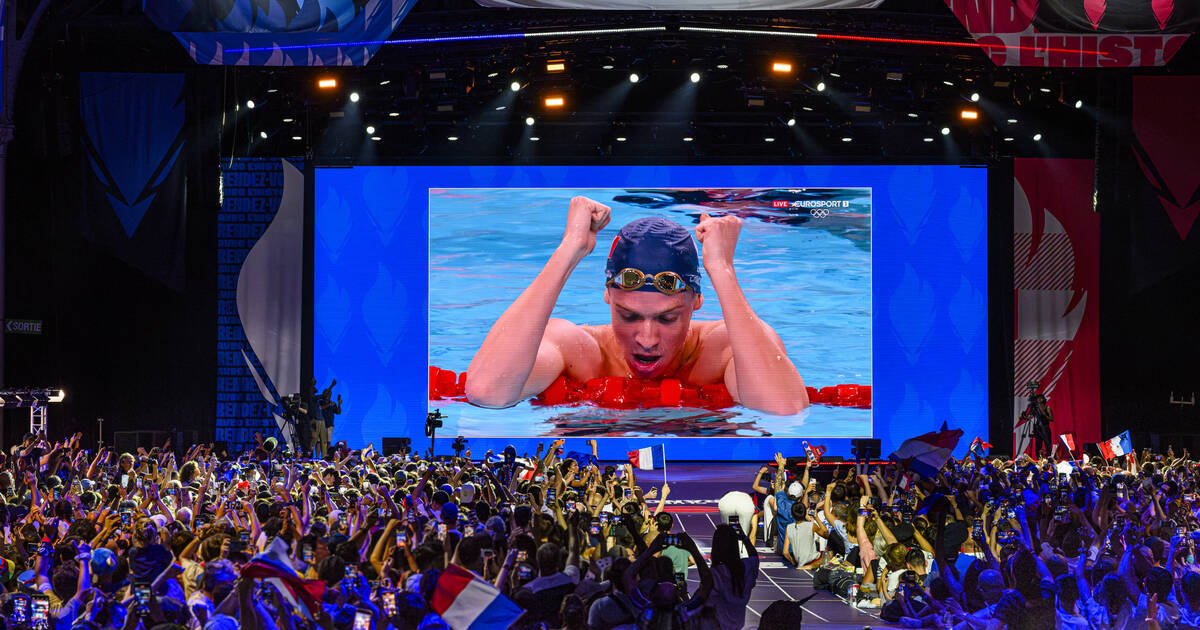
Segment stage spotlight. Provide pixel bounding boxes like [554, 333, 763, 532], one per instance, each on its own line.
[816, 82, 826, 92]
[1075, 99, 1083, 108]
[787, 118, 796, 127]
[616, 137, 627, 142]
[448, 136, 459, 141]
[602, 64, 614, 70]
[525, 117, 535, 126]
[764, 137, 775, 142]
[389, 112, 400, 117]
[544, 96, 565, 108]
[246, 100, 256, 109]
[282, 118, 294, 123]
[1004, 137, 1014, 142]
[259, 131, 267, 139]
[970, 92, 980, 102]
[1007, 118, 1018, 123]
[923, 137, 934, 142]
[683, 136, 694, 142]
[841, 137, 852, 142]
[960, 109, 979, 120]
[690, 72, 701, 83]
[510, 81, 521, 92]
[380, 80, 391, 86]
[292, 136, 302, 140]
[349, 92, 360, 103]
[943, 80, 954, 86]
[716, 63, 729, 69]
[530, 136, 540, 141]
[317, 78, 337, 89]
[546, 60, 566, 73]
[1040, 87, 1052, 93]
[366, 125, 376, 134]
[941, 127, 951, 135]
[487, 72, 499, 78]
[907, 113, 919, 118]
[1033, 133, 1043, 141]
[494, 106, 506, 111]
[370, 136, 381, 141]
[771, 61, 792, 74]
[629, 73, 640, 83]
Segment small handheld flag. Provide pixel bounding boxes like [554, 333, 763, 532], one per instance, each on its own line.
[803, 441, 826, 465]
[1098, 431, 1132, 460]
[968, 437, 993, 458]
[890, 424, 964, 480]
[627, 444, 666, 471]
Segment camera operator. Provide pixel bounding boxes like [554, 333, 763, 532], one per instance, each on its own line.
[311, 378, 340, 459]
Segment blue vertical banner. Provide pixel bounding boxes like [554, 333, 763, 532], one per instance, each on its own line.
[79, 73, 188, 289]
[217, 157, 305, 454]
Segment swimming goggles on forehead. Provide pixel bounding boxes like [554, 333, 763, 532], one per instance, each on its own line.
[606, 268, 688, 295]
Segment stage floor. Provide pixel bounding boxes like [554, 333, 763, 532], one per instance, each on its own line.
[630, 462, 889, 629]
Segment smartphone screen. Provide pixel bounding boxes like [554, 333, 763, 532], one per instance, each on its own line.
[382, 591, 397, 616]
[120, 511, 132, 527]
[344, 564, 356, 579]
[438, 523, 447, 537]
[303, 546, 315, 564]
[589, 518, 601, 536]
[516, 550, 527, 563]
[353, 609, 372, 630]
[396, 532, 407, 548]
[11, 595, 29, 623]
[133, 582, 152, 613]
[31, 595, 49, 624]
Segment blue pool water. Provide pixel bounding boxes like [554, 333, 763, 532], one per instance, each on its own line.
[428, 188, 872, 438]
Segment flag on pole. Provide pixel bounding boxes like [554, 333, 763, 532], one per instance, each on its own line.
[968, 437, 993, 457]
[890, 424, 964, 480]
[627, 444, 666, 471]
[239, 537, 326, 616]
[1060, 433, 1077, 454]
[1097, 431, 1132, 460]
[803, 441, 826, 464]
[431, 564, 524, 630]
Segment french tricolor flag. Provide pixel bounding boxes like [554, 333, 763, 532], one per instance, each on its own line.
[1098, 431, 1132, 460]
[628, 444, 666, 470]
[890, 425, 963, 480]
[239, 537, 325, 616]
[432, 564, 523, 630]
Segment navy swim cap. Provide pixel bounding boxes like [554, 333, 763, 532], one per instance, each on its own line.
[605, 217, 701, 294]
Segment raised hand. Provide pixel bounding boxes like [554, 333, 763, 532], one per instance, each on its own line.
[561, 196, 611, 257]
[694, 213, 742, 274]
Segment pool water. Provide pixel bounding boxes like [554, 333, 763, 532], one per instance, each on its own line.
[429, 188, 872, 438]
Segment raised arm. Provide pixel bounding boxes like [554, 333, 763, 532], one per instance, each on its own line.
[465, 197, 610, 408]
[696, 214, 807, 415]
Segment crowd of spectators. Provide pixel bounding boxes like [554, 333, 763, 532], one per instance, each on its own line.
[2, 428, 1197, 630]
[753, 447, 1200, 629]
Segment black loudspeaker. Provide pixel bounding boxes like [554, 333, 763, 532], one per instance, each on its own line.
[382, 437, 412, 456]
[850, 439, 881, 460]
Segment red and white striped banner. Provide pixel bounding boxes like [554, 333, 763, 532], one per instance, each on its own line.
[1013, 159, 1101, 456]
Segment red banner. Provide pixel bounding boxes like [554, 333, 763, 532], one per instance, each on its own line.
[1013, 159, 1100, 455]
[945, 0, 1191, 67]
[1133, 77, 1200, 241]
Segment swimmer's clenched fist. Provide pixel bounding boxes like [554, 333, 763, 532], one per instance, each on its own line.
[694, 213, 741, 276]
[562, 196, 611, 257]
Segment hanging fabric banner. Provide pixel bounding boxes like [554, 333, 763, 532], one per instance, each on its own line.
[79, 72, 188, 290]
[1012, 159, 1100, 456]
[143, 0, 417, 66]
[944, 0, 1193, 67]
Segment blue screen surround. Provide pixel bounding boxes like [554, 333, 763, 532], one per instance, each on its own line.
[314, 165, 988, 460]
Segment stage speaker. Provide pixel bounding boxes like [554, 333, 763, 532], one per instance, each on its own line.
[851, 439, 881, 460]
[382, 437, 412, 456]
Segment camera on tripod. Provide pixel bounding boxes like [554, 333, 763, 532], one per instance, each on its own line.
[425, 409, 446, 437]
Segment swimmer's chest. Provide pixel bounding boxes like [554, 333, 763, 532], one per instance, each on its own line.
[574, 321, 728, 385]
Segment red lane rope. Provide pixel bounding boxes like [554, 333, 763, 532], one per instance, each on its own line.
[429, 367, 871, 410]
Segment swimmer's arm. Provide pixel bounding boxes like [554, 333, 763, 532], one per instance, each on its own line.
[464, 247, 601, 408]
[707, 272, 808, 415]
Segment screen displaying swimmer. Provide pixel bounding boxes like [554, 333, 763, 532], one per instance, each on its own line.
[314, 165, 988, 461]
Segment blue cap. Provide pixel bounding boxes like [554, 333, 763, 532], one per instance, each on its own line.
[606, 217, 701, 294]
